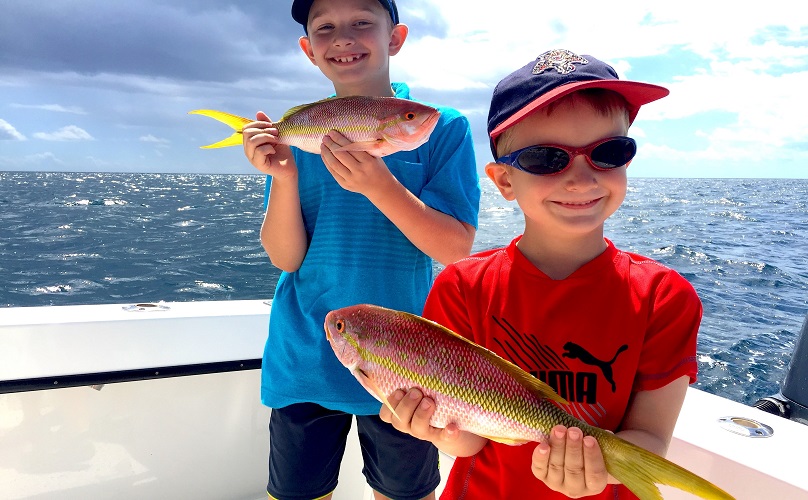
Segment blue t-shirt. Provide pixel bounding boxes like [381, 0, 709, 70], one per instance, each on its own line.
[261, 82, 480, 415]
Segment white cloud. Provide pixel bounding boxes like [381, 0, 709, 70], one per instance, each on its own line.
[85, 156, 114, 168]
[140, 134, 170, 146]
[0, 119, 26, 141]
[0, 152, 64, 167]
[1, 0, 805, 176]
[26, 152, 64, 164]
[33, 125, 94, 141]
[394, 0, 808, 174]
[10, 103, 87, 114]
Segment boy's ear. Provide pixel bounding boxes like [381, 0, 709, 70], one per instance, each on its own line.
[298, 36, 317, 65]
[485, 162, 516, 201]
[388, 24, 408, 56]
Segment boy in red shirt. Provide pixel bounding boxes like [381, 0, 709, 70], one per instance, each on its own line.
[380, 49, 702, 499]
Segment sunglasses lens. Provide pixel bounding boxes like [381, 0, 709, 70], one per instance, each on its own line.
[516, 147, 570, 175]
[591, 138, 636, 169]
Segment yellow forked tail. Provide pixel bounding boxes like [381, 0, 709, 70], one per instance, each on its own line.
[188, 110, 253, 149]
[596, 428, 735, 500]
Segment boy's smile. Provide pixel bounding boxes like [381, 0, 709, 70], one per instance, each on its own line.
[331, 53, 367, 64]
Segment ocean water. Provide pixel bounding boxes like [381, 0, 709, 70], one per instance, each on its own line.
[1, 172, 806, 407]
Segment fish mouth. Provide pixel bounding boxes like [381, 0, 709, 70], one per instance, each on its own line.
[423, 111, 441, 135]
[324, 311, 336, 341]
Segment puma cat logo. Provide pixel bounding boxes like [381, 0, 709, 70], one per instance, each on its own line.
[562, 342, 628, 392]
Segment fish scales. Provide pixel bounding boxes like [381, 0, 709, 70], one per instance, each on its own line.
[277, 99, 393, 153]
[325, 304, 736, 500]
[360, 310, 560, 442]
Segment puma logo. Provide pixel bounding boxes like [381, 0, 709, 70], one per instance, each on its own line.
[562, 342, 628, 392]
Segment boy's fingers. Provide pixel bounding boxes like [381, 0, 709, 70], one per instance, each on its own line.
[440, 422, 461, 442]
[409, 394, 437, 438]
[255, 143, 276, 157]
[531, 441, 551, 479]
[325, 129, 349, 144]
[379, 389, 405, 423]
[388, 388, 423, 431]
[243, 125, 277, 135]
[545, 425, 568, 484]
[562, 427, 586, 488]
[582, 436, 608, 491]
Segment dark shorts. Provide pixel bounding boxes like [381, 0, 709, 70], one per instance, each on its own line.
[267, 402, 440, 500]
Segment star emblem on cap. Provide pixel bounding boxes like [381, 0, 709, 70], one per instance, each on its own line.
[532, 49, 589, 75]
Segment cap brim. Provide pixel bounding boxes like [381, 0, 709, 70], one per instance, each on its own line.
[489, 79, 669, 141]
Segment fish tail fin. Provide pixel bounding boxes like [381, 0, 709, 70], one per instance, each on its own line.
[599, 430, 735, 500]
[188, 110, 254, 149]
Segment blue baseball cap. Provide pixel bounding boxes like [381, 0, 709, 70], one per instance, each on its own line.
[487, 49, 669, 157]
[291, 0, 400, 32]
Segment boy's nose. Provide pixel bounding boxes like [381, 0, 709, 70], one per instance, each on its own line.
[563, 155, 598, 187]
[332, 27, 355, 46]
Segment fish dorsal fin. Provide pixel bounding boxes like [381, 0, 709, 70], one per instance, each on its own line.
[280, 97, 341, 121]
[486, 347, 569, 406]
[402, 311, 569, 407]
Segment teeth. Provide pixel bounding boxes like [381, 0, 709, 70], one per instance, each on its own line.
[335, 55, 359, 63]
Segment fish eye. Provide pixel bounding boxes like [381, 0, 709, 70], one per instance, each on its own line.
[335, 319, 345, 333]
[405, 112, 416, 120]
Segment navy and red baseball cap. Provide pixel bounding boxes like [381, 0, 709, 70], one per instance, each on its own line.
[292, 0, 400, 31]
[487, 49, 669, 157]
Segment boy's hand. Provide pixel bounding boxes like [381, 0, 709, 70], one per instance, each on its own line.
[243, 111, 296, 178]
[320, 130, 396, 198]
[531, 425, 609, 498]
[380, 388, 461, 445]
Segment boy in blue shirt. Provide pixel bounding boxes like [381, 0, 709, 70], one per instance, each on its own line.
[242, 1, 480, 499]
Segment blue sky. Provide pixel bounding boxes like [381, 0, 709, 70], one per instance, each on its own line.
[1, 0, 806, 178]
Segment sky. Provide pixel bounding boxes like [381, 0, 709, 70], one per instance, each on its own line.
[0, 0, 806, 178]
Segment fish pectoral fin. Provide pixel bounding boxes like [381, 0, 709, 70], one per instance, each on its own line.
[353, 368, 401, 421]
[332, 140, 387, 154]
[479, 434, 532, 446]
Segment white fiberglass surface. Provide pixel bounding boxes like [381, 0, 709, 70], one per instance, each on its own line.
[0, 370, 270, 500]
[663, 387, 808, 499]
[0, 300, 270, 380]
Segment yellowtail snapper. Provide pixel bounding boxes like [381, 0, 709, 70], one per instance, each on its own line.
[189, 96, 440, 156]
[324, 304, 735, 500]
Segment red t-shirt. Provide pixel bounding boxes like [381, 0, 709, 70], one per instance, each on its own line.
[423, 237, 702, 500]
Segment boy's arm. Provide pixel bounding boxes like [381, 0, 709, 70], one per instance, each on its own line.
[320, 130, 476, 266]
[261, 175, 307, 272]
[613, 375, 689, 457]
[244, 112, 307, 272]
